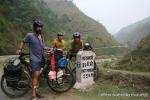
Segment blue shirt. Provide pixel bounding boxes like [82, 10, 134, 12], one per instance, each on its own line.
[23, 33, 45, 62]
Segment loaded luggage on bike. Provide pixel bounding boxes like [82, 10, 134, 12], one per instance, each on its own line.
[48, 48, 69, 80]
[4, 59, 22, 87]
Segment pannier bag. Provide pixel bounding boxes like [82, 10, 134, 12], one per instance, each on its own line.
[57, 57, 69, 69]
[48, 54, 56, 71]
[4, 59, 22, 87]
[48, 70, 64, 80]
[54, 49, 63, 61]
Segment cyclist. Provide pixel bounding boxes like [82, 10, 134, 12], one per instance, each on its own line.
[16, 19, 49, 100]
[67, 32, 83, 60]
[53, 32, 65, 49]
[83, 42, 93, 51]
[48, 32, 66, 78]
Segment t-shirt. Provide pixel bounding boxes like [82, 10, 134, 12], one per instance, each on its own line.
[70, 40, 83, 54]
[53, 38, 65, 49]
[23, 33, 45, 62]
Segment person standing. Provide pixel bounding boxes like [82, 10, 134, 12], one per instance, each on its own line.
[17, 19, 48, 100]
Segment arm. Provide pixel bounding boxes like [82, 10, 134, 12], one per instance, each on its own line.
[16, 41, 26, 54]
[16, 33, 30, 54]
[44, 46, 50, 50]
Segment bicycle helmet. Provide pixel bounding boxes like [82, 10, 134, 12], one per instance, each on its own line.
[57, 32, 64, 36]
[33, 19, 44, 28]
[83, 43, 92, 50]
[73, 32, 80, 38]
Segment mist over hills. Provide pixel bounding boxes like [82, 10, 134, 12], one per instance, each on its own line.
[115, 17, 150, 49]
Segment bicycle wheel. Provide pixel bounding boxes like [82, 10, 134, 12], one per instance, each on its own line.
[47, 67, 74, 93]
[67, 59, 76, 71]
[1, 70, 31, 98]
[94, 61, 99, 80]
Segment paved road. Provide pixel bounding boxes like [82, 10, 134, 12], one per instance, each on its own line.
[0, 55, 19, 62]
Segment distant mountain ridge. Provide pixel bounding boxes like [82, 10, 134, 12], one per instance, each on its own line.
[115, 17, 150, 49]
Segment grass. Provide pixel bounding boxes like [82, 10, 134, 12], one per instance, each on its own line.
[38, 80, 149, 100]
[73, 80, 149, 100]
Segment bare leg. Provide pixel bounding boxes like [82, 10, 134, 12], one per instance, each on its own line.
[32, 71, 40, 99]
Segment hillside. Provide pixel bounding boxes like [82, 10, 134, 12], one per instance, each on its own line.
[0, 0, 60, 55]
[115, 35, 150, 72]
[0, 0, 118, 55]
[44, 0, 118, 47]
[115, 17, 150, 49]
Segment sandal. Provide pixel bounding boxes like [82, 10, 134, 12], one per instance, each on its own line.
[36, 92, 44, 98]
[31, 96, 37, 100]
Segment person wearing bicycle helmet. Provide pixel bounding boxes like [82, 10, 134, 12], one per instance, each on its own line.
[83, 43, 93, 50]
[17, 19, 49, 100]
[53, 32, 65, 49]
[67, 32, 83, 59]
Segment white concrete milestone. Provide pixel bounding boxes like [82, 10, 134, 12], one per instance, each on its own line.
[74, 50, 96, 90]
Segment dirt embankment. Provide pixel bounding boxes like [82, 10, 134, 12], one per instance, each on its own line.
[99, 69, 150, 92]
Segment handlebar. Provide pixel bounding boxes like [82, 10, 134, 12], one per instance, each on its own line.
[19, 52, 29, 57]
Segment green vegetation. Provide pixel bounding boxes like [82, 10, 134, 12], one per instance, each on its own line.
[0, 0, 58, 55]
[115, 35, 150, 72]
[0, 0, 118, 55]
[39, 80, 149, 100]
[95, 47, 129, 56]
[74, 80, 149, 100]
[101, 61, 113, 68]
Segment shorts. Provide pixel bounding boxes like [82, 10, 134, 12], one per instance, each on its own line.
[30, 60, 45, 72]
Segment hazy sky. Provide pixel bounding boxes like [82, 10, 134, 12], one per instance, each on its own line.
[73, 0, 150, 34]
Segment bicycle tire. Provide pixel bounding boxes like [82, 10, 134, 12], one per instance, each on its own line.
[47, 67, 74, 93]
[1, 70, 31, 98]
[93, 61, 99, 80]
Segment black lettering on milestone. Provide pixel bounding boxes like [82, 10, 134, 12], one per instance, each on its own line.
[81, 69, 85, 73]
[82, 56, 86, 60]
[87, 61, 90, 66]
[86, 74, 88, 78]
[90, 61, 94, 66]
[83, 74, 85, 78]
[82, 55, 94, 60]
[91, 73, 94, 77]
[82, 63, 86, 68]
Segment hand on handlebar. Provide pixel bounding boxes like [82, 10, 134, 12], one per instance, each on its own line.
[16, 49, 22, 55]
[47, 48, 54, 54]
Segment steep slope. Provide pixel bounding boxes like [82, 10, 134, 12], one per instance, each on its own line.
[0, 0, 60, 55]
[115, 17, 150, 49]
[0, 0, 118, 55]
[116, 34, 150, 72]
[44, 0, 118, 47]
